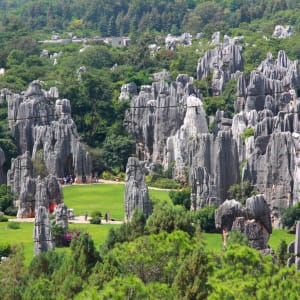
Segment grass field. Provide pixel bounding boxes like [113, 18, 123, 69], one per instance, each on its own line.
[63, 183, 171, 220]
[0, 184, 296, 265]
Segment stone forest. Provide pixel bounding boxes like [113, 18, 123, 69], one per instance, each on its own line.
[1, 0, 300, 299]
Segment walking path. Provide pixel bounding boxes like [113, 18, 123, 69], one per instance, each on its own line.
[9, 216, 123, 224]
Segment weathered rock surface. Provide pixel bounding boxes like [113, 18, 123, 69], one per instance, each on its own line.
[165, 33, 192, 50]
[6, 80, 91, 181]
[230, 51, 300, 226]
[197, 36, 244, 95]
[236, 51, 299, 114]
[272, 25, 293, 39]
[33, 206, 54, 256]
[54, 203, 68, 232]
[8, 151, 63, 217]
[189, 131, 239, 207]
[124, 157, 152, 221]
[215, 195, 272, 250]
[125, 74, 197, 165]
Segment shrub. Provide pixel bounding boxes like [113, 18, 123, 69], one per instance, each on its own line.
[7, 222, 21, 229]
[0, 215, 8, 222]
[101, 171, 115, 180]
[281, 202, 300, 229]
[191, 206, 216, 233]
[51, 224, 65, 247]
[4, 206, 18, 216]
[90, 211, 102, 224]
[0, 243, 11, 257]
[241, 127, 255, 143]
[226, 230, 250, 247]
[227, 181, 256, 204]
[169, 188, 191, 210]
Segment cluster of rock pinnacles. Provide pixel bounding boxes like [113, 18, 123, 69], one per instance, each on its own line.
[2, 31, 300, 256]
[123, 33, 300, 253]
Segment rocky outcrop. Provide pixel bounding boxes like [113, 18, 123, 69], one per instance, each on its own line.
[229, 51, 300, 226]
[54, 203, 68, 232]
[236, 51, 299, 114]
[124, 157, 152, 221]
[8, 151, 63, 217]
[272, 25, 293, 39]
[6, 80, 91, 181]
[165, 33, 192, 50]
[287, 221, 300, 271]
[125, 74, 197, 165]
[197, 37, 244, 95]
[33, 206, 54, 256]
[215, 195, 272, 250]
[189, 131, 239, 207]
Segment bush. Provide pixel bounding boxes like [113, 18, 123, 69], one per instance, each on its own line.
[227, 181, 256, 204]
[90, 211, 102, 224]
[0, 243, 11, 257]
[4, 206, 18, 216]
[169, 188, 191, 210]
[281, 202, 300, 229]
[51, 224, 65, 247]
[226, 230, 250, 247]
[146, 175, 182, 189]
[191, 206, 216, 233]
[7, 222, 21, 229]
[101, 171, 115, 180]
[241, 127, 255, 143]
[0, 185, 14, 213]
[0, 215, 8, 222]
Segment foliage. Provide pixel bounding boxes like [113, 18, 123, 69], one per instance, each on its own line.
[146, 174, 182, 189]
[0, 184, 14, 215]
[51, 224, 65, 247]
[226, 230, 250, 247]
[90, 211, 102, 224]
[7, 222, 21, 229]
[227, 181, 256, 204]
[146, 201, 195, 236]
[0, 243, 11, 257]
[241, 127, 255, 142]
[169, 188, 191, 210]
[109, 230, 196, 284]
[0, 214, 8, 222]
[191, 206, 217, 233]
[102, 210, 146, 252]
[276, 239, 289, 266]
[173, 247, 213, 300]
[32, 150, 48, 178]
[281, 202, 300, 229]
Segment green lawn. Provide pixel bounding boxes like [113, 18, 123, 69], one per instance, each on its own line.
[63, 183, 171, 220]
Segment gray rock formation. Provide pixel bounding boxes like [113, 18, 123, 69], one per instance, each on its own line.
[165, 33, 192, 50]
[8, 151, 63, 217]
[119, 82, 138, 101]
[197, 39, 244, 95]
[215, 195, 272, 250]
[54, 203, 69, 232]
[6, 80, 91, 181]
[229, 51, 300, 226]
[189, 131, 239, 207]
[125, 74, 197, 166]
[272, 25, 293, 39]
[33, 206, 54, 256]
[236, 51, 299, 114]
[124, 157, 152, 221]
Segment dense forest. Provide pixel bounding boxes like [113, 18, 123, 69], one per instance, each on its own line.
[1, 1, 300, 298]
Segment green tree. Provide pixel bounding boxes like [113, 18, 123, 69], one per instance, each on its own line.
[281, 202, 300, 229]
[146, 201, 195, 236]
[169, 188, 191, 210]
[173, 247, 212, 300]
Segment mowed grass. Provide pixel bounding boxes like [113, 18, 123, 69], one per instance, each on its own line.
[63, 183, 171, 220]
